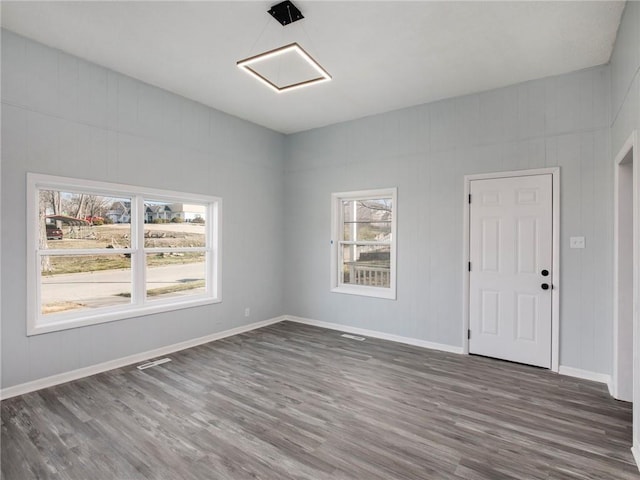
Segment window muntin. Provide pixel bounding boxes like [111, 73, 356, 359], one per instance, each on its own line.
[331, 188, 397, 299]
[28, 174, 221, 335]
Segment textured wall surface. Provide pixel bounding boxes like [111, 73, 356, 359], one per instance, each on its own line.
[1, 30, 286, 389]
[611, 1, 640, 156]
[284, 65, 612, 374]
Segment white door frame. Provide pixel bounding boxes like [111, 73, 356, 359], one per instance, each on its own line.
[613, 131, 637, 402]
[462, 167, 560, 372]
[612, 131, 639, 466]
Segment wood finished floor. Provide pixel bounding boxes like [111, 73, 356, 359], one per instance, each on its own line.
[1, 321, 637, 480]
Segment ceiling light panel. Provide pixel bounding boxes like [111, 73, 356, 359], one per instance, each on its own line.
[237, 43, 331, 93]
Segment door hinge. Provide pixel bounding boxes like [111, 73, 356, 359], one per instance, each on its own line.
[468, 194, 472, 204]
[468, 261, 471, 272]
[467, 329, 471, 340]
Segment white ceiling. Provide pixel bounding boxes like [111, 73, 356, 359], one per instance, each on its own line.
[1, 1, 625, 134]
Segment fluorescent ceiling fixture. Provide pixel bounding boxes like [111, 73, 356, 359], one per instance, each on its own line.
[237, 42, 331, 93]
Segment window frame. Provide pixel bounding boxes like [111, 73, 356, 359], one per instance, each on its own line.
[330, 187, 397, 300]
[27, 173, 222, 336]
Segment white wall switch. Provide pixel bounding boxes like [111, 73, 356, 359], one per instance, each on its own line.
[570, 236, 585, 249]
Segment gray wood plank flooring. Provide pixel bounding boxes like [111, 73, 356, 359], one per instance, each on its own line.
[1, 321, 638, 479]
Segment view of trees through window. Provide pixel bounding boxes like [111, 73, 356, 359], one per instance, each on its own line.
[39, 189, 209, 316]
[340, 198, 392, 288]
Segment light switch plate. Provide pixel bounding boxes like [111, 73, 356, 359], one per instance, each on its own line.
[570, 236, 585, 249]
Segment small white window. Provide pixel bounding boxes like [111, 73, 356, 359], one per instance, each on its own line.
[27, 173, 221, 335]
[330, 188, 397, 299]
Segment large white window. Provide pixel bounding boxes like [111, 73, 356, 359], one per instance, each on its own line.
[27, 173, 221, 335]
[330, 188, 397, 299]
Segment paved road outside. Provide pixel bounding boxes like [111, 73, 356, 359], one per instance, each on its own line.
[41, 262, 205, 304]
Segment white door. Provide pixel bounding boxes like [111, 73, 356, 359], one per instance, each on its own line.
[469, 174, 553, 368]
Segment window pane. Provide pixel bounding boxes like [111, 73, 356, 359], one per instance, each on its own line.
[341, 244, 391, 287]
[342, 221, 392, 241]
[39, 190, 131, 249]
[144, 200, 206, 248]
[41, 255, 131, 315]
[342, 198, 392, 241]
[146, 252, 206, 300]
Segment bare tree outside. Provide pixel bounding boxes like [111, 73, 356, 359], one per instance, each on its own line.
[41, 190, 62, 216]
[38, 191, 52, 272]
[72, 194, 86, 219]
[358, 199, 392, 213]
[68, 193, 111, 221]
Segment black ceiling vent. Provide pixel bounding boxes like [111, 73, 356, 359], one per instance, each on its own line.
[268, 1, 304, 26]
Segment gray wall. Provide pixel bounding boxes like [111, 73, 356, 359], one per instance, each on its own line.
[284, 66, 613, 374]
[1, 30, 286, 389]
[611, 2, 640, 156]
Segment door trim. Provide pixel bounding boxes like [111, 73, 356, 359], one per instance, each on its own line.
[613, 131, 636, 402]
[462, 167, 560, 372]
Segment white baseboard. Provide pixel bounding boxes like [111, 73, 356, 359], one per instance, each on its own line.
[632, 445, 640, 473]
[0, 316, 287, 400]
[285, 315, 464, 354]
[557, 365, 612, 387]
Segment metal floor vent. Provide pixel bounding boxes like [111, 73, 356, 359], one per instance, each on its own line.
[341, 333, 366, 341]
[137, 358, 171, 370]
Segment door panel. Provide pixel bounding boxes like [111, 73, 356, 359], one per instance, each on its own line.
[469, 174, 552, 368]
[481, 218, 500, 272]
[516, 218, 537, 273]
[481, 290, 500, 335]
[516, 293, 537, 341]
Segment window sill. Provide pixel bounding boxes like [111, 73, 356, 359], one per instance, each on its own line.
[28, 296, 222, 336]
[331, 285, 396, 300]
